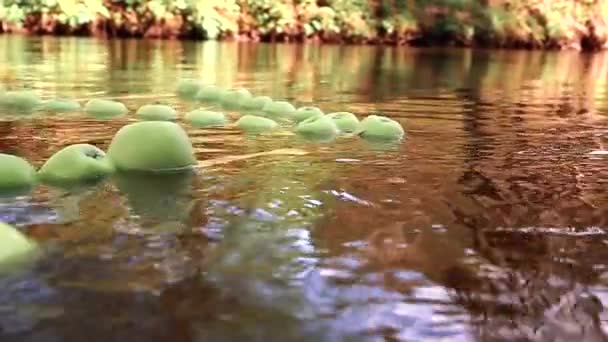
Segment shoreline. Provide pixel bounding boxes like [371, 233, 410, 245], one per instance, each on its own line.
[1, 31, 604, 52]
[2, 0, 608, 52]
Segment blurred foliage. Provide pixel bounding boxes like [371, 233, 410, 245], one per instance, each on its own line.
[1, 0, 608, 49]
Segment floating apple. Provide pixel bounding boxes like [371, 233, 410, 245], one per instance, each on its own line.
[241, 96, 273, 111]
[294, 106, 324, 123]
[176, 79, 203, 99]
[359, 115, 405, 141]
[0, 154, 36, 192]
[0, 90, 42, 112]
[84, 99, 128, 118]
[42, 98, 81, 113]
[295, 115, 339, 139]
[262, 101, 296, 118]
[136, 104, 177, 121]
[236, 115, 278, 132]
[107, 121, 196, 172]
[196, 85, 226, 102]
[327, 112, 360, 133]
[220, 88, 252, 109]
[185, 109, 226, 127]
[38, 144, 115, 185]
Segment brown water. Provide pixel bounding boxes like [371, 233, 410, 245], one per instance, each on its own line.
[1, 36, 608, 341]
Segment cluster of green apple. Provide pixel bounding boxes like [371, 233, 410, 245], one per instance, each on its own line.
[0, 120, 197, 192]
[0, 87, 130, 118]
[0, 81, 405, 268]
[0, 88, 80, 113]
[0, 82, 405, 142]
[0, 120, 197, 267]
[175, 79, 406, 141]
[0, 88, 40, 266]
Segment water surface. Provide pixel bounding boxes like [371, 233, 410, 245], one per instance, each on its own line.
[1, 36, 608, 341]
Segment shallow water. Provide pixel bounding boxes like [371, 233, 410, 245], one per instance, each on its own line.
[2, 36, 608, 341]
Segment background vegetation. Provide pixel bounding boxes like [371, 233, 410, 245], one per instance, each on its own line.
[1, 0, 608, 50]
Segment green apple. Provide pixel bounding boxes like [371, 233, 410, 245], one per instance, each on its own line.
[42, 98, 81, 113]
[0, 222, 38, 271]
[136, 104, 177, 121]
[220, 88, 252, 109]
[38, 144, 115, 185]
[295, 115, 339, 139]
[293, 106, 324, 123]
[359, 115, 405, 141]
[262, 100, 296, 118]
[195, 85, 227, 102]
[176, 79, 203, 99]
[84, 99, 128, 118]
[236, 115, 278, 133]
[327, 112, 360, 133]
[0, 154, 36, 192]
[185, 109, 226, 127]
[107, 121, 196, 172]
[240, 96, 273, 111]
[0, 90, 42, 112]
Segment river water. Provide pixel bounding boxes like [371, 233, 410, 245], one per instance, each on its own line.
[1, 36, 608, 341]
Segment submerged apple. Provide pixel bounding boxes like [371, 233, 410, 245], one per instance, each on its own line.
[113, 170, 195, 222]
[0, 222, 39, 272]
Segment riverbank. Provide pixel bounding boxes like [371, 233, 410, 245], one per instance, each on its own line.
[1, 0, 608, 51]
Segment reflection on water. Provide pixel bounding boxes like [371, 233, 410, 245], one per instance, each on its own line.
[1, 35, 608, 340]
